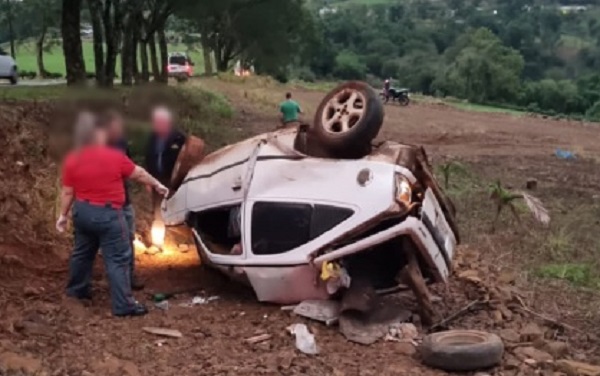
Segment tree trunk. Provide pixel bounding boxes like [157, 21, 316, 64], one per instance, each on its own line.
[140, 39, 149, 83]
[157, 26, 168, 83]
[5, 0, 15, 58]
[87, 0, 105, 85]
[149, 33, 160, 82]
[35, 29, 48, 78]
[101, 0, 120, 87]
[132, 35, 140, 84]
[200, 32, 213, 75]
[62, 0, 86, 85]
[121, 16, 134, 86]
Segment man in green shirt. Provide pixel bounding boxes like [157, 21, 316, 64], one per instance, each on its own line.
[279, 92, 303, 127]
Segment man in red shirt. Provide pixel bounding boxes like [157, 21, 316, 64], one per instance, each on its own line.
[57, 117, 168, 317]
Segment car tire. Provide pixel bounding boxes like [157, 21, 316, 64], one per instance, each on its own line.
[420, 330, 504, 372]
[9, 67, 18, 85]
[169, 136, 205, 192]
[310, 81, 384, 158]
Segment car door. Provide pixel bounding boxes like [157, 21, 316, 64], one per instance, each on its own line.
[0, 48, 11, 76]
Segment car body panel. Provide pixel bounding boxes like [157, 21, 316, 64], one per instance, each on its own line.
[163, 127, 458, 304]
[0, 48, 16, 78]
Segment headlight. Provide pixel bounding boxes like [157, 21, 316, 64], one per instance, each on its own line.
[395, 174, 412, 205]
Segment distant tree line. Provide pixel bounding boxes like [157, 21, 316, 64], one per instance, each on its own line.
[3, 0, 600, 119]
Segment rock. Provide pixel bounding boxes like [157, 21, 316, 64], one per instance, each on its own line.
[555, 359, 600, 376]
[520, 323, 544, 342]
[498, 270, 517, 284]
[504, 354, 521, 370]
[293, 300, 340, 326]
[514, 346, 553, 364]
[177, 244, 190, 253]
[545, 342, 569, 358]
[0, 351, 42, 373]
[499, 305, 513, 321]
[499, 329, 521, 343]
[492, 310, 503, 323]
[388, 323, 418, 341]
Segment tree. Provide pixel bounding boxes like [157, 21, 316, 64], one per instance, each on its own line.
[435, 28, 524, 103]
[333, 50, 367, 80]
[176, 0, 313, 74]
[62, 0, 86, 85]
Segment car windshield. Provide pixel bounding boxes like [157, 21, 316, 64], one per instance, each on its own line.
[169, 55, 187, 66]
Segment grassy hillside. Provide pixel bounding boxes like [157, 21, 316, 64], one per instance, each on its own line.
[3, 40, 205, 76]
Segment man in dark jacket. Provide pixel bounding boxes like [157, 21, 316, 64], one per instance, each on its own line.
[144, 106, 186, 221]
[102, 110, 144, 290]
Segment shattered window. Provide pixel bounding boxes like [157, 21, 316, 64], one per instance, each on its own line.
[251, 202, 353, 255]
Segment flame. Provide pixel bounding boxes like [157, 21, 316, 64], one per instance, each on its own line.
[151, 220, 166, 247]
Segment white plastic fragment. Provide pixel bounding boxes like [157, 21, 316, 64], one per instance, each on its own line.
[287, 323, 319, 355]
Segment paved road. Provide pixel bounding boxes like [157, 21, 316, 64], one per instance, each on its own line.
[0, 79, 67, 87]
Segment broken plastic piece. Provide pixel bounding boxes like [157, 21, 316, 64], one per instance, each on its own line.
[287, 323, 319, 355]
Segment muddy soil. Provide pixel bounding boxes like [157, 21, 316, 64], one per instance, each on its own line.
[1, 79, 600, 376]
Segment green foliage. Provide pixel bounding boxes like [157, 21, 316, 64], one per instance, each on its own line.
[519, 79, 586, 114]
[434, 28, 524, 103]
[536, 263, 600, 288]
[333, 50, 367, 80]
[585, 100, 600, 121]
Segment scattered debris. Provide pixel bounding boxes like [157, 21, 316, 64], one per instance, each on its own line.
[142, 327, 183, 338]
[146, 246, 162, 255]
[520, 323, 544, 342]
[0, 351, 42, 374]
[287, 324, 319, 355]
[556, 359, 600, 376]
[293, 300, 340, 326]
[154, 300, 169, 311]
[430, 299, 487, 331]
[339, 305, 412, 345]
[555, 148, 576, 160]
[177, 244, 190, 253]
[245, 334, 272, 344]
[179, 296, 219, 307]
[386, 322, 418, 342]
[513, 346, 553, 364]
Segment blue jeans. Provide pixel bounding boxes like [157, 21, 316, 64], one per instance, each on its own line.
[67, 201, 136, 315]
[122, 204, 136, 280]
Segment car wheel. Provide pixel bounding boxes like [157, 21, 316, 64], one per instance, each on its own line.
[9, 67, 18, 85]
[169, 136, 205, 193]
[311, 81, 384, 158]
[420, 330, 504, 372]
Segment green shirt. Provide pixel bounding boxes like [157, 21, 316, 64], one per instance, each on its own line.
[280, 100, 301, 123]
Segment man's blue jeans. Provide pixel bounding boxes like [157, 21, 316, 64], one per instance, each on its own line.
[122, 204, 136, 281]
[67, 201, 136, 315]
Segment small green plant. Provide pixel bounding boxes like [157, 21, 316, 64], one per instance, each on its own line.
[535, 263, 600, 288]
[437, 161, 469, 189]
[488, 181, 550, 232]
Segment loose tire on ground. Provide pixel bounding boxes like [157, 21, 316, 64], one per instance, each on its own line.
[420, 330, 504, 372]
[169, 136, 205, 193]
[311, 81, 384, 158]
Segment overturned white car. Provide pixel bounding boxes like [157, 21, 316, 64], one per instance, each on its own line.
[163, 82, 459, 323]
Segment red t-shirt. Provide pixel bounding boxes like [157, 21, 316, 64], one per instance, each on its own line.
[62, 146, 136, 207]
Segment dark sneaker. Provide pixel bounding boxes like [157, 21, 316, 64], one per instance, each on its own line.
[116, 303, 148, 317]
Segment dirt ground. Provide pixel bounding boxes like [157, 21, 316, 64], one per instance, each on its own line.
[1, 78, 600, 376]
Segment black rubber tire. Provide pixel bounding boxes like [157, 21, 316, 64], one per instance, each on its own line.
[399, 96, 410, 106]
[9, 67, 18, 85]
[420, 330, 504, 372]
[310, 81, 384, 158]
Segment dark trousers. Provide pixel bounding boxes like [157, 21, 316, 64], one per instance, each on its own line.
[122, 204, 136, 281]
[67, 201, 136, 315]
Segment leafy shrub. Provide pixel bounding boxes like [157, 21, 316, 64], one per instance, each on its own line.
[585, 100, 600, 122]
[45, 72, 63, 79]
[19, 70, 37, 79]
[333, 50, 367, 80]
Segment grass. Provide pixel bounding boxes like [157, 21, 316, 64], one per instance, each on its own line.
[2, 39, 205, 76]
[535, 263, 600, 288]
[447, 100, 526, 116]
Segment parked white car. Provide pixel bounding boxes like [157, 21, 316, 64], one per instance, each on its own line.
[0, 48, 17, 85]
[162, 82, 459, 321]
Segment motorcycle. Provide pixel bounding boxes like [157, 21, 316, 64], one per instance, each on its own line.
[381, 87, 410, 106]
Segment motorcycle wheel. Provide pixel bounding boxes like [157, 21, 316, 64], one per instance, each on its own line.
[399, 96, 410, 106]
